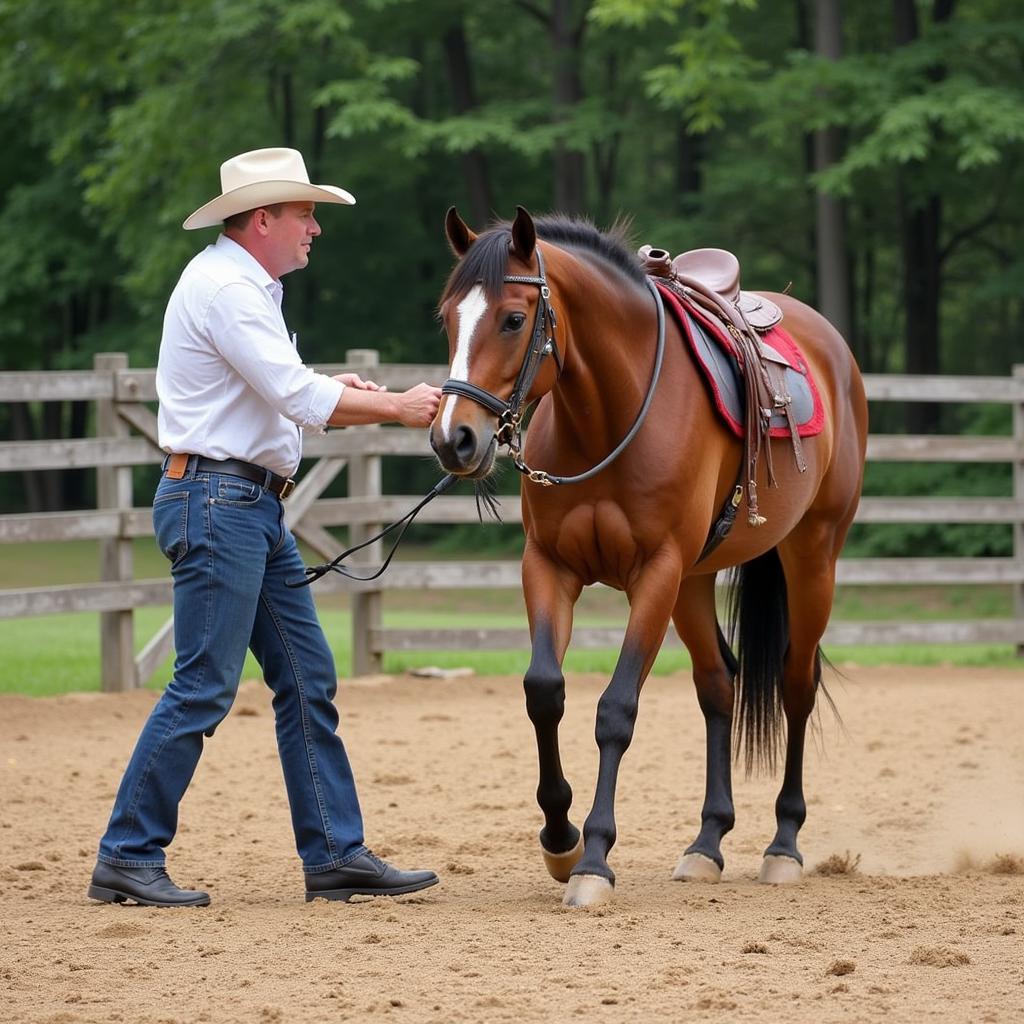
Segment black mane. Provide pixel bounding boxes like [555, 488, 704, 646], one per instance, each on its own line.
[442, 214, 644, 303]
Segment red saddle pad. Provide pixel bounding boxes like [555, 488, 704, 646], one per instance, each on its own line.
[656, 283, 825, 440]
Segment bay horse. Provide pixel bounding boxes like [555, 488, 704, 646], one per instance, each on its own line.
[429, 207, 868, 907]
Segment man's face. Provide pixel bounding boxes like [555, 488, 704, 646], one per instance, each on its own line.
[265, 201, 321, 277]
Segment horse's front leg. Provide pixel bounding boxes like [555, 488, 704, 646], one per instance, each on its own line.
[565, 554, 681, 907]
[522, 544, 583, 883]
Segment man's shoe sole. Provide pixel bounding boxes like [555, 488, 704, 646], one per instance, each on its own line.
[305, 875, 439, 903]
[87, 883, 210, 908]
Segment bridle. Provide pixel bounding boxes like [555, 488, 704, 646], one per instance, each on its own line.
[440, 246, 666, 486]
[440, 247, 563, 483]
[287, 243, 732, 591]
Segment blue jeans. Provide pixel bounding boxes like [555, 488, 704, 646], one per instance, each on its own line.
[98, 464, 367, 874]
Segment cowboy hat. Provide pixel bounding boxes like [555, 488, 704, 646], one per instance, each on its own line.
[182, 147, 356, 230]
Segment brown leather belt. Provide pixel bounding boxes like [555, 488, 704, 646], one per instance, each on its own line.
[163, 453, 296, 498]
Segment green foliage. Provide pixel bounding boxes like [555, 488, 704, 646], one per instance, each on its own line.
[1, 0, 1023, 525]
[848, 457, 1012, 558]
[645, 20, 766, 131]
[845, 396, 1015, 558]
[2, 0, 1022, 374]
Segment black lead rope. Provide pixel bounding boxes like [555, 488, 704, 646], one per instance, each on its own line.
[285, 474, 458, 588]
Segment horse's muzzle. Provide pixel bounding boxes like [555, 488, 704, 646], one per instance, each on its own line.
[429, 423, 498, 478]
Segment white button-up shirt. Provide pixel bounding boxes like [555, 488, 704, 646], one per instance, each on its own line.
[156, 234, 344, 476]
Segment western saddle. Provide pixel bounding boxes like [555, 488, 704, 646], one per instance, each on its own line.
[637, 244, 805, 529]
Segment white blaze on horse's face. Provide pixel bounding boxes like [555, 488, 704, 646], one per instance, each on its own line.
[441, 284, 489, 441]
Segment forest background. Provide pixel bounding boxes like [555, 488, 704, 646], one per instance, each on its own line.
[1, 0, 1022, 560]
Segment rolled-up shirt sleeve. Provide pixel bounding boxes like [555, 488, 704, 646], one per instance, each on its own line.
[205, 281, 344, 428]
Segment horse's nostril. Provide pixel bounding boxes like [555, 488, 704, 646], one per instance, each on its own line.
[453, 425, 477, 461]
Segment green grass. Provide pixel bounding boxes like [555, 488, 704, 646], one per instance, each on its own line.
[1, 604, 1019, 698]
[0, 606, 691, 696]
[0, 539, 1020, 697]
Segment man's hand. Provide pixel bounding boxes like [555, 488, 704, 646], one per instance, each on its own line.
[333, 373, 386, 392]
[395, 383, 441, 427]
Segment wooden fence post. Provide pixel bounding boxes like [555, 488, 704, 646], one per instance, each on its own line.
[1014, 364, 1024, 657]
[346, 349, 384, 675]
[95, 353, 135, 691]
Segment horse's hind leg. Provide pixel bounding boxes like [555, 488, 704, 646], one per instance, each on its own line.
[522, 546, 584, 883]
[670, 573, 736, 883]
[759, 523, 845, 884]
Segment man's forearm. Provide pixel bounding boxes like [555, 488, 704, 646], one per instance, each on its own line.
[326, 386, 402, 427]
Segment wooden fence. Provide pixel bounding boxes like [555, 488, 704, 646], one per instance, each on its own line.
[1, 354, 1022, 691]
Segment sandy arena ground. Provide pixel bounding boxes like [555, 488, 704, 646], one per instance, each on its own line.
[2, 665, 1023, 1023]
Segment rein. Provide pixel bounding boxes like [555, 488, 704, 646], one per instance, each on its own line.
[441, 248, 666, 487]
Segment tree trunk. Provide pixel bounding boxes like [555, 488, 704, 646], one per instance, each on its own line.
[281, 71, 295, 148]
[893, 0, 956, 432]
[674, 126, 703, 215]
[550, 0, 587, 213]
[408, 36, 443, 325]
[900, 191, 942, 380]
[442, 21, 495, 226]
[591, 52, 621, 223]
[10, 404, 44, 513]
[299, 76, 329, 329]
[813, 0, 852, 343]
[66, 399, 90, 509]
[858, 199, 877, 372]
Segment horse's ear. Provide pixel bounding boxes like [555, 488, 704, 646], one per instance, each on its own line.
[445, 206, 477, 257]
[510, 205, 536, 262]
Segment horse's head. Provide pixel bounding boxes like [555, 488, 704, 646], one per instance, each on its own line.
[430, 206, 563, 478]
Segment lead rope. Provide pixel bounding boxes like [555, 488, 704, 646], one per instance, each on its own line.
[292, 259, 664, 587]
[285, 474, 458, 587]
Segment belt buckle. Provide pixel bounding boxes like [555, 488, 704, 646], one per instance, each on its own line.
[280, 478, 296, 499]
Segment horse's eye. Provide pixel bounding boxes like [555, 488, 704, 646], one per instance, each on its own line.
[502, 312, 527, 333]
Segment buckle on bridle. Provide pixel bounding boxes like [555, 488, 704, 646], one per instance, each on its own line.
[495, 411, 519, 448]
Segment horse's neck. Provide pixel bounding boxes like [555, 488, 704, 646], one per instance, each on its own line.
[553, 262, 659, 447]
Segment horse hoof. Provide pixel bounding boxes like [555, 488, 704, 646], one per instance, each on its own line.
[672, 852, 722, 883]
[759, 854, 803, 884]
[541, 836, 584, 883]
[563, 874, 614, 908]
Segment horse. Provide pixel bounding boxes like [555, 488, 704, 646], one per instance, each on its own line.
[429, 206, 868, 907]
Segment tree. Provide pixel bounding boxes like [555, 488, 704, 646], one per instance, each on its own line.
[812, 0, 852, 343]
[2, 0, 1023, 517]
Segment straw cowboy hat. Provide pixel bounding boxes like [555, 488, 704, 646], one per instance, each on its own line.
[182, 147, 356, 230]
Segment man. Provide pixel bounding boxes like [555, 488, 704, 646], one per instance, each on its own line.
[89, 148, 441, 907]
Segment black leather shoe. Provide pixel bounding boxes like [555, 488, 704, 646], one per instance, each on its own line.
[87, 861, 210, 907]
[305, 852, 439, 902]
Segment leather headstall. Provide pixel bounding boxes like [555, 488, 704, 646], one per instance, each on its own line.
[441, 243, 667, 487]
[441, 246, 564, 481]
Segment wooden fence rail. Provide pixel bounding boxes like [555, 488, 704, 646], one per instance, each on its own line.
[1, 354, 1022, 690]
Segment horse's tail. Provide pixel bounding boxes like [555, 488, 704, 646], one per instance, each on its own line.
[726, 547, 788, 774]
